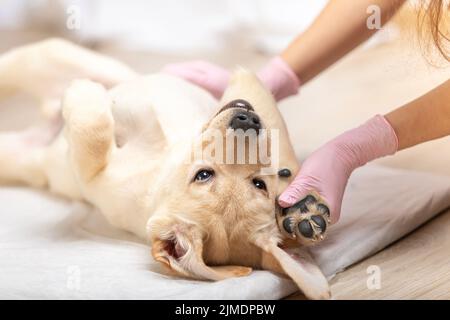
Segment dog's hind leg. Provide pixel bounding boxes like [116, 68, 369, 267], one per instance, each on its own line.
[0, 38, 137, 119]
[0, 128, 51, 188]
[62, 79, 115, 183]
[0, 40, 61, 119]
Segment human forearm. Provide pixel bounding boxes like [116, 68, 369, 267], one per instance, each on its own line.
[281, 0, 406, 84]
[279, 79, 450, 223]
[163, 0, 409, 101]
[385, 79, 450, 150]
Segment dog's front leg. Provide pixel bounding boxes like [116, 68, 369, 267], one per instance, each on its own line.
[62, 80, 115, 182]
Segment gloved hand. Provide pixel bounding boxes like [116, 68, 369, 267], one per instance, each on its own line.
[162, 57, 300, 101]
[278, 115, 399, 224]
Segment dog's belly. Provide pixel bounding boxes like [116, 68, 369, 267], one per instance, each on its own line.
[109, 73, 218, 148]
[41, 73, 217, 203]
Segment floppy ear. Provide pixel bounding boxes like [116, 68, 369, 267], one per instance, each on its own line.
[147, 214, 252, 281]
[253, 236, 331, 300]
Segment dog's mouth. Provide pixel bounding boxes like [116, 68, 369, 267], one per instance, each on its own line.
[214, 99, 255, 117]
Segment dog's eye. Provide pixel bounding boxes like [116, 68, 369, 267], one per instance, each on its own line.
[252, 178, 267, 191]
[194, 169, 214, 182]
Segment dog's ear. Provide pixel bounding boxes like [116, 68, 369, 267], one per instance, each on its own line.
[253, 236, 331, 300]
[147, 214, 252, 281]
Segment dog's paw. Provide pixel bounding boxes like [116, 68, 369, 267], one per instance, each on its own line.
[62, 79, 111, 125]
[276, 192, 330, 245]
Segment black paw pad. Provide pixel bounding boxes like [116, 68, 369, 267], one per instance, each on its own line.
[281, 207, 290, 216]
[275, 192, 330, 244]
[304, 195, 317, 204]
[282, 217, 294, 234]
[311, 215, 327, 233]
[278, 168, 292, 178]
[294, 195, 317, 213]
[298, 220, 314, 238]
[317, 203, 330, 217]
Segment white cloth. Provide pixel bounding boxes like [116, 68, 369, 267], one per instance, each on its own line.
[1, 165, 449, 299]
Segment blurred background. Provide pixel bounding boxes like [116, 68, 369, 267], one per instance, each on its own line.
[0, 0, 449, 174]
[0, 0, 331, 53]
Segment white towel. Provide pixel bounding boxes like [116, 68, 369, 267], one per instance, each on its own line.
[0, 165, 449, 299]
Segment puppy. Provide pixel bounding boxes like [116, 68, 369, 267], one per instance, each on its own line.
[0, 39, 331, 299]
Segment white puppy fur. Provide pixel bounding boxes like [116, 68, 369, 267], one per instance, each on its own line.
[0, 39, 330, 299]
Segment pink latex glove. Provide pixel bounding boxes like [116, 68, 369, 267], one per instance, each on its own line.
[162, 57, 300, 101]
[278, 115, 399, 224]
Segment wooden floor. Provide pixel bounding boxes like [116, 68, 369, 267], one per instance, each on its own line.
[287, 208, 450, 300]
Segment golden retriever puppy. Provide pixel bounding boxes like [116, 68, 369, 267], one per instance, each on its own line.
[0, 39, 331, 299]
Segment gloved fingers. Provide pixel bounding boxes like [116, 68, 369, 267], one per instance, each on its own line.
[162, 60, 230, 99]
[278, 173, 340, 224]
[278, 176, 319, 208]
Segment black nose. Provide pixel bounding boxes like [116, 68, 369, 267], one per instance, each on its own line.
[229, 111, 261, 132]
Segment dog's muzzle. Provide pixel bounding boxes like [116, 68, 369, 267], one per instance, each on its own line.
[216, 99, 261, 133]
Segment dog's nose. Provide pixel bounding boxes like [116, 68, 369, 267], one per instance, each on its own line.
[229, 111, 261, 132]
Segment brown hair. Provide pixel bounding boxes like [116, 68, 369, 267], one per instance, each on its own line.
[418, 0, 449, 61]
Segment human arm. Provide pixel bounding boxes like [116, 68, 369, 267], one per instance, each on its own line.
[163, 0, 406, 98]
[279, 79, 450, 223]
[282, 0, 406, 84]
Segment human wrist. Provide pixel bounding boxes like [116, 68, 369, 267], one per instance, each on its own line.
[328, 115, 399, 171]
